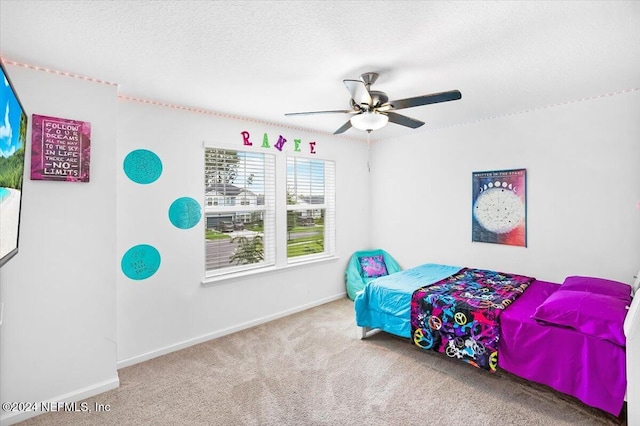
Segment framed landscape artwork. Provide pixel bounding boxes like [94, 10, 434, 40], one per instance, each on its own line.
[472, 168, 526, 247]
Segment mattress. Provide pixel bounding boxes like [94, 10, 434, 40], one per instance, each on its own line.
[499, 279, 627, 416]
[354, 263, 461, 338]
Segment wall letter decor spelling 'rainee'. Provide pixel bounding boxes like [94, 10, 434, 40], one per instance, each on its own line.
[241, 131, 316, 154]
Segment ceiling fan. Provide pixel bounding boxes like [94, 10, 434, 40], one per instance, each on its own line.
[285, 72, 462, 134]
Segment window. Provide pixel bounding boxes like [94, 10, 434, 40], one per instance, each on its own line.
[204, 147, 335, 279]
[286, 157, 335, 262]
[204, 148, 275, 276]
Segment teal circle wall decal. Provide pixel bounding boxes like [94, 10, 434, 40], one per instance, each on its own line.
[121, 244, 161, 280]
[168, 197, 202, 229]
[123, 149, 163, 184]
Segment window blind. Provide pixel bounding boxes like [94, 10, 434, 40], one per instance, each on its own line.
[204, 148, 275, 275]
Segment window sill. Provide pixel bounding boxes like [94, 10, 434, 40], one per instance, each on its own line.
[201, 255, 340, 287]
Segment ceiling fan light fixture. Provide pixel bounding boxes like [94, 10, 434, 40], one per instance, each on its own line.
[350, 111, 389, 132]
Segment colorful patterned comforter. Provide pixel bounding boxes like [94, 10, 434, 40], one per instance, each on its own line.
[410, 268, 534, 371]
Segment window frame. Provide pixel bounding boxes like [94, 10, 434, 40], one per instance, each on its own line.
[203, 147, 276, 279]
[285, 156, 336, 264]
[202, 144, 336, 284]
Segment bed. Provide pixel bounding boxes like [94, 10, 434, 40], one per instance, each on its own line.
[354, 263, 635, 418]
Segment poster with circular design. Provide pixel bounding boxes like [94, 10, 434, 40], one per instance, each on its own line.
[123, 149, 163, 184]
[472, 169, 526, 247]
[169, 197, 202, 229]
[121, 244, 161, 280]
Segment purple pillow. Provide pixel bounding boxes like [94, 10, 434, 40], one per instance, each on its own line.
[561, 276, 632, 303]
[531, 290, 628, 347]
[358, 255, 388, 278]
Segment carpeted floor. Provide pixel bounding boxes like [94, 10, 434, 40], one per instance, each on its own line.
[18, 297, 625, 425]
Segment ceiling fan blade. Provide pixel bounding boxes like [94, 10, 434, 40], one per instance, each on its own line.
[344, 79, 372, 107]
[333, 120, 353, 134]
[389, 90, 461, 110]
[285, 109, 354, 116]
[385, 111, 425, 129]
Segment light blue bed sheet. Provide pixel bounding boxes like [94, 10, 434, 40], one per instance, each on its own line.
[354, 263, 461, 338]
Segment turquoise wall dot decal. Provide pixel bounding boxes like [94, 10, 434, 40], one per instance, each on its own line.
[121, 244, 161, 280]
[168, 197, 202, 229]
[123, 149, 163, 184]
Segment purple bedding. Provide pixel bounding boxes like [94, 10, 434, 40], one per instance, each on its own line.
[499, 280, 627, 416]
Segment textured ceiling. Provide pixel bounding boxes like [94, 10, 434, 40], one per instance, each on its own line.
[1, 0, 639, 142]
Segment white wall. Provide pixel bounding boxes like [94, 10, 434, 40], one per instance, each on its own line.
[369, 90, 640, 284]
[0, 66, 119, 424]
[115, 100, 371, 365]
[0, 65, 371, 423]
[0, 71, 372, 424]
[370, 90, 640, 423]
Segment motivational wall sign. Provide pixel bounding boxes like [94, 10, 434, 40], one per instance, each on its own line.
[31, 114, 91, 182]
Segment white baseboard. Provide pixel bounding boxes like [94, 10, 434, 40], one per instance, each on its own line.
[0, 376, 119, 426]
[117, 292, 346, 369]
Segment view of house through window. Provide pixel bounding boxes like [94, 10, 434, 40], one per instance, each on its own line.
[204, 147, 335, 277]
[204, 148, 275, 274]
[286, 157, 335, 261]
